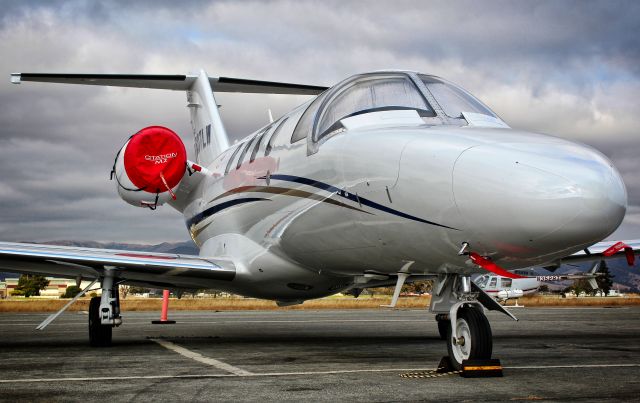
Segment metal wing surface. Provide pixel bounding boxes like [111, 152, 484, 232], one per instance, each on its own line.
[0, 241, 235, 288]
[560, 239, 640, 265]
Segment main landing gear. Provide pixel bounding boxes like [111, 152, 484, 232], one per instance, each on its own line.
[430, 274, 498, 370]
[88, 269, 122, 347]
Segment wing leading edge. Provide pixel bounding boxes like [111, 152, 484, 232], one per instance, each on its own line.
[560, 240, 640, 266]
[11, 73, 328, 95]
[0, 242, 235, 289]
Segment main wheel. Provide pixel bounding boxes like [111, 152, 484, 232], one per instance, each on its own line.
[446, 305, 492, 369]
[89, 296, 112, 347]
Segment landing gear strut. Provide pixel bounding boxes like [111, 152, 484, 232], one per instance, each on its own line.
[88, 269, 122, 347]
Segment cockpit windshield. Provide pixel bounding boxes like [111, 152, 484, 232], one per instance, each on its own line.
[419, 75, 497, 119]
[475, 274, 490, 288]
[296, 71, 506, 153]
[315, 74, 435, 140]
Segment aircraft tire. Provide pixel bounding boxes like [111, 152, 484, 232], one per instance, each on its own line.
[437, 318, 449, 340]
[446, 305, 492, 369]
[89, 296, 112, 347]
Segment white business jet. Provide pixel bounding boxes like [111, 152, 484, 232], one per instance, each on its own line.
[2, 70, 639, 370]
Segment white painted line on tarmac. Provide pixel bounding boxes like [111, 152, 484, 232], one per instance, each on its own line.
[2, 363, 639, 383]
[0, 368, 432, 383]
[504, 363, 640, 370]
[0, 317, 435, 326]
[151, 339, 253, 376]
[0, 319, 434, 326]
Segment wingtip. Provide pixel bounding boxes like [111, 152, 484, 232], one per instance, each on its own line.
[10, 73, 21, 84]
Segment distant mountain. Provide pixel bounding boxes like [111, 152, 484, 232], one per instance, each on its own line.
[36, 240, 199, 254]
[0, 240, 198, 280]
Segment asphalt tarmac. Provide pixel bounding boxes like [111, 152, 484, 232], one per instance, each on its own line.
[0, 306, 639, 402]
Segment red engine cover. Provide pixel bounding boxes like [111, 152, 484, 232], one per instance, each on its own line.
[124, 126, 187, 193]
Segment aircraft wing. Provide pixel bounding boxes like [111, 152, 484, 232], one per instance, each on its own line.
[559, 240, 640, 266]
[0, 241, 235, 288]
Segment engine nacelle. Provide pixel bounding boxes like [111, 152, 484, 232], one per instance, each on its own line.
[112, 126, 187, 208]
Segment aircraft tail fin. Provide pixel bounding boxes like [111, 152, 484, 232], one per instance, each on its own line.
[187, 70, 228, 166]
[11, 71, 327, 165]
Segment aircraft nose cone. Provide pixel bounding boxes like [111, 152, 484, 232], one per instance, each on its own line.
[452, 142, 627, 255]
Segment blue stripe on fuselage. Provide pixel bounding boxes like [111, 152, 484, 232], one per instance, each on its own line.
[186, 197, 268, 229]
[268, 174, 459, 230]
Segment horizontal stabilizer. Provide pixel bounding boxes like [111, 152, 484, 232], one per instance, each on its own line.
[11, 73, 328, 95]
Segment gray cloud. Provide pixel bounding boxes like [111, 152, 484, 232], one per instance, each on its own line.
[0, 0, 639, 243]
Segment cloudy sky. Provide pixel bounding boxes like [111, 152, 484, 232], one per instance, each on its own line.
[0, 0, 638, 243]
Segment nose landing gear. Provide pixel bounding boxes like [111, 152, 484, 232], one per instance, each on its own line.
[430, 273, 507, 370]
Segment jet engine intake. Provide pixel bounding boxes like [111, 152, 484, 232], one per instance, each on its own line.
[111, 126, 187, 208]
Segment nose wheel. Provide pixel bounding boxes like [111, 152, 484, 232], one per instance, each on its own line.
[446, 305, 492, 369]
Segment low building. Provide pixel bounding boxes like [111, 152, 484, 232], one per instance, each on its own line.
[4, 277, 98, 298]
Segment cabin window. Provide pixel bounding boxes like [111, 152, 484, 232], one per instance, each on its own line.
[265, 116, 289, 155]
[224, 145, 242, 174]
[315, 74, 434, 141]
[500, 278, 513, 288]
[236, 137, 256, 170]
[419, 75, 496, 119]
[250, 125, 272, 163]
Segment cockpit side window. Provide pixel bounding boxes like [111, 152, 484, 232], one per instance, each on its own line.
[315, 75, 434, 142]
[419, 75, 496, 119]
[489, 277, 497, 288]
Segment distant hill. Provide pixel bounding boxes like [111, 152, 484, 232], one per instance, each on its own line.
[0, 240, 198, 280]
[549, 257, 640, 292]
[36, 240, 199, 254]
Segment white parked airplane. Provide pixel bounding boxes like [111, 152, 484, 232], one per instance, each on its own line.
[474, 263, 602, 302]
[3, 70, 639, 370]
[474, 269, 541, 302]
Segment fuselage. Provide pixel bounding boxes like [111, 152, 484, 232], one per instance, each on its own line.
[171, 72, 627, 301]
[475, 271, 541, 300]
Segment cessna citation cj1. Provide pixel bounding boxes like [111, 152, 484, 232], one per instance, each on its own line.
[3, 70, 639, 370]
